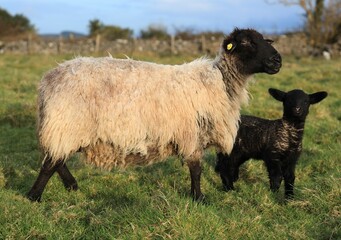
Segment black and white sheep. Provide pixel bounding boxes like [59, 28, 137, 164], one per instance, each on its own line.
[215, 88, 327, 198]
[27, 28, 282, 202]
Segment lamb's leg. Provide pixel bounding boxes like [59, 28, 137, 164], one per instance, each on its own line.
[283, 164, 296, 199]
[265, 159, 283, 193]
[27, 156, 62, 202]
[220, 170, 235, 191]
[233, 164, 241, 182]
[57, 164, 78, 191]
[187, 160, 204, 201]
[216, 153, 235, 191]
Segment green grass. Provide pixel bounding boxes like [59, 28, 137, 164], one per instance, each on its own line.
[0, 53, 340, 239]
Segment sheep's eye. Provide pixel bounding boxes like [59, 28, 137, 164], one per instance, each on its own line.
[265, 39, 274, 45]
[240, 39, 251, 46]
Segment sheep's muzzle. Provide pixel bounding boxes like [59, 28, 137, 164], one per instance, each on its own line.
[264, 53, 282, 74]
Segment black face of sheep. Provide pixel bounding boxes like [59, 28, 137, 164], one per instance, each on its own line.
[223, 28, 282, 75]
[269, 89, 328, 121]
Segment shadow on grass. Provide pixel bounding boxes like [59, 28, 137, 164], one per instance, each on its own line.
[2, 165, 37, 197]
[0, 126, 40, 197]
[1, 131, 221, 204]
[133, 157, 191, 200]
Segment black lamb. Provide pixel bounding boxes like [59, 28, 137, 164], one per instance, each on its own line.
[215, 88, 328, 198]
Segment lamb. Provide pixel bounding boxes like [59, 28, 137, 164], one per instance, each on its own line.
[27, 28, 282, 202]
[215, 88, 328, 198]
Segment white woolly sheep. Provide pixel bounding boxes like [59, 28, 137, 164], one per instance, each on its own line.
[27, 28, 282, 202]
[215, 88, 327, 198]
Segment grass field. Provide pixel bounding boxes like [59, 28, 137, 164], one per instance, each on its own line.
[0, 53, 340, 239]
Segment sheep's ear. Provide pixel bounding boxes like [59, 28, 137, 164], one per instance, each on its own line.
[224, 40, 237, 53]
[268, 88, 286, 102]
[309, 91, 328, 104]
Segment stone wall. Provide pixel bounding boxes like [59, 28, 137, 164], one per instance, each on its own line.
[0, 34, 340, 58]
[0, 37, 219, 56]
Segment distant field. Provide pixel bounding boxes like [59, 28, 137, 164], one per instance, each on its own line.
[0, 54, 340, 239]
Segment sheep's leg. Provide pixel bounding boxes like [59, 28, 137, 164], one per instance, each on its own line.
[283, 164, 296, 199]
[57, 164, 78, 191]
[265, 159, 283, 193]
[27, 156, 61, 202]
[187, 160, 204, 201]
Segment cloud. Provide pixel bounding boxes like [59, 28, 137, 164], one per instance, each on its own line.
[153, 0, 217, 12]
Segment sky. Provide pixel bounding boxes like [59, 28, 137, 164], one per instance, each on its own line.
[1, 0, 305, 36]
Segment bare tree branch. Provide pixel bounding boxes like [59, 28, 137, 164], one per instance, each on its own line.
[264, 0, 341, 46]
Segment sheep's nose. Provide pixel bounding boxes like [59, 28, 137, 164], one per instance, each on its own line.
[264, 53, 282, 74]
[270, 53, 282, 65]
[295, 107, 301, 113]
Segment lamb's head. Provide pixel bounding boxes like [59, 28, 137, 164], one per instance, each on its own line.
[221, 28, 282, 75]
[268, 88, 328, 121]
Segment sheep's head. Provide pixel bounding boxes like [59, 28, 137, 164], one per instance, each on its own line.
[268, 88, 328, 121]
[222, 28, 282, 75]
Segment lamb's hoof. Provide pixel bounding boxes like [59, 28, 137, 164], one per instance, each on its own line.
[285, 193, 294, 201]
[223, 185, 234, 192]
[26, 193, 41, 202]
[65, 182, 79, 191]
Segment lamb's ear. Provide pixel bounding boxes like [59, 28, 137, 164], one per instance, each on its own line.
[268, 88, 286, 102]
[309, 91, 328, 104]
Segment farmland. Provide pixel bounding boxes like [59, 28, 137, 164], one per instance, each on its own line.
[0, 53, 340, 239]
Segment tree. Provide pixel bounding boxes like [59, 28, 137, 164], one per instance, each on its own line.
[322, 0, 341, 43]
[140, 24, 170, 40]
[200, 30, 225, 40]
[174, 27, 196, 40]
[88, 19, 133, 40]
[88, 19, 104, 36]
[0, 8, 35, 38]
[101, 25, 133, 40]
[267, 0, 341, 46]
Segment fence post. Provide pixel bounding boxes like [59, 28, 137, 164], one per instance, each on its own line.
[95, 34, 101, 54]
[130, 37, 136, 56]
[27, 33, 32, 54]
[171, 35, 175, 54]
[201, 34, 206, 53]
[57, 35, 63, 54]
[69, 33, 74, 42]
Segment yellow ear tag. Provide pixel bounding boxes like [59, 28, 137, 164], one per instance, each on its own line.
[227, 43, 233, 51]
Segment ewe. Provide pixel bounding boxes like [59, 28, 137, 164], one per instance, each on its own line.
[28, 28, 281, 202]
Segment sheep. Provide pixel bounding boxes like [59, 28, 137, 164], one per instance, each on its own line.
[27, 28, 282, 202]
[215, 88, 328, 198]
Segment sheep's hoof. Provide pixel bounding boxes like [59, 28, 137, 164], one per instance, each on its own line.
[193, 194, 206, 204]
[26, 193, 41, 202]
